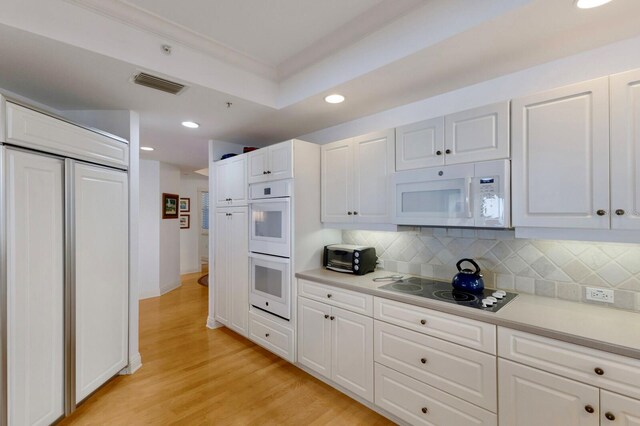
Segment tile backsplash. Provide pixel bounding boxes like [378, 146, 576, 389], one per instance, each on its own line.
[342, 228, 640, 312]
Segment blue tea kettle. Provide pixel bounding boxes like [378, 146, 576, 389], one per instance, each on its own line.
[452, 258, 485, 294]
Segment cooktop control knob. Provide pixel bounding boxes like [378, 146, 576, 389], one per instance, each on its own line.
[482, 298, 495, 307]
[492, 292, 505, 299]
[486, 296, 498, 303]
[495, 290, 507, 297]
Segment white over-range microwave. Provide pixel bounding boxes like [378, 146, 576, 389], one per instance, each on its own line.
[392, 159, 511, 228]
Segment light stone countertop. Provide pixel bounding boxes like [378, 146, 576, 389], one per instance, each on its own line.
[296, 268, 640, 360]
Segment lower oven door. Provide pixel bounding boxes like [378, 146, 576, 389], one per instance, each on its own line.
[249, 253, 291, 320]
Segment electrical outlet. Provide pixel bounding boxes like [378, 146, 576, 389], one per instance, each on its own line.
[377, 259, 385, 269]
[586, 287, 614, 303]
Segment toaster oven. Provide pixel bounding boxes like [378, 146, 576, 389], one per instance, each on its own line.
[323, 244, 377, 275]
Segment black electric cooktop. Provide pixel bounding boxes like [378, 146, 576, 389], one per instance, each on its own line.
[378, 277, 517, 312]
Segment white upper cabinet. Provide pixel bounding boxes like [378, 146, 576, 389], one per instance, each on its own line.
[610, 69, 640, 230]
[215, 154, 247, 207]
[5, 102, 129, 168]
[512, 78, 611, 229]
[395, 117, 445, 170]
[352, 131, 394, 223]
[321, 129, 394, 224]
[247, 140, 293, 183]
[321, 138, 352, 223]
[445, 101, 510, 165]
[395, 102, 509, 171]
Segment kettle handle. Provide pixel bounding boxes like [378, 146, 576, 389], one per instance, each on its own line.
[456, 258, 481, 273]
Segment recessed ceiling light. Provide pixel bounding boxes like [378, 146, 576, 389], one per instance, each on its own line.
[575, 0, 612, 9]
[324, 94, 345, 104]
[140, 146, 154, 151]
[182, 121, 200, 128]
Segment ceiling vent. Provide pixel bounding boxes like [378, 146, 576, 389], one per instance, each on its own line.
[133, 72, 186, 95]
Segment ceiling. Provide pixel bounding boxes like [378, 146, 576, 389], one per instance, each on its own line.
[1, 0, 640, 171]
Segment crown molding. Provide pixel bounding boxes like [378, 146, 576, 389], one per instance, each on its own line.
[65, 0, 278, 81]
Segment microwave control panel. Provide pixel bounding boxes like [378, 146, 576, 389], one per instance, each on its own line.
[477, 176, 503, 221]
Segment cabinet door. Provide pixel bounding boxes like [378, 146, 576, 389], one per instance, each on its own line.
[331, 307, 374, 402]
[268, 140, 293, 181]
[512, 78, 610, 228]
[226, 156, 247, 205]
[396, 117, 445, 170]
[75, 163, 129, 403]
[601, 390, 640, 425]
[611, 69, 640, 230]
[499, 359, 599, 426]
[214, 210, 229, 325]
[444, 101, 510, 165]
[321, 139, 353, 223]
[353, 130, 394, 223]
[5, 149, 65, 426]
[297, 298, 332, 378]
[215, 156, 247, 206]
[228, 208, 249, 337]
[248, 148, 268, 184]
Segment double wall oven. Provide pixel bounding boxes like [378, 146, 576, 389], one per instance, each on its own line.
[249, 180, 292, 320]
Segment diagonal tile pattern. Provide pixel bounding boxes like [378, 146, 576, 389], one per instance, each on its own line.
[342, 228, 640, 311]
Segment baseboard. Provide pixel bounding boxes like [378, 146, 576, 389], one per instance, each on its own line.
[138, 288, 161, 300]
[119, 352, 142, 375]
[180, 267, 201, 275]
[206, 316, 223, 329]
[160, 282, 181, 296]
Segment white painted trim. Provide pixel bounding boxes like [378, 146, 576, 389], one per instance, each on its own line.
[138, 289, 161, 300]
[322, 222, 400, 232]
[65, 0, 276, 80]
[206, 316, 223, 330]
[118, 352, 142, 375]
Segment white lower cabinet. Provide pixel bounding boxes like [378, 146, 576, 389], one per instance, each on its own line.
[297, 297, 374, 402]
[499, 359, 600, 426]
[248, 310, 294, 362]
[601, 390, 640, 426]
[374, 320, 497, 412]
[375, 364, 497, 426]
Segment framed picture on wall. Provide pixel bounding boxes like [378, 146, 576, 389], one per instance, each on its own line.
[163, 193, 179, 219]
[179, 214, 190, 229]
[179, 197, 191, 212]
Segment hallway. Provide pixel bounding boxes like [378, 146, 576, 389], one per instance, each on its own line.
[61, 272, 392, 425]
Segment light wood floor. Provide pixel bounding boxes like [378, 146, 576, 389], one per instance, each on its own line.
[60, 272, 393, 425]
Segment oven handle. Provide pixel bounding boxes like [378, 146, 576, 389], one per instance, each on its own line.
[248, 196, 291, 204]
[249, 252, 291, 264]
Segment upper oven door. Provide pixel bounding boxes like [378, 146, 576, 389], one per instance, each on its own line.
[392, 163, 474, 227]
[249, 197, 291, 257]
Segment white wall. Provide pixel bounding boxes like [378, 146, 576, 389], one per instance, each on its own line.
[159, 162, 181, 294]
[210, 140, 246, 161]
[179, 173, 208, 274]
[138, 160, 161, 299]
[301, 33, 640, 144]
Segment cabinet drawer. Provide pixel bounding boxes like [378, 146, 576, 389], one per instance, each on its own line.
[375, 363, 497, 426]
[498, 327, 640, 400]
[248, 310, 294, 362]
[374, 297, 496, 354]
[6, 102, 129, 168]
[298, 279, 373, 316]
[375, 321, 497, 411]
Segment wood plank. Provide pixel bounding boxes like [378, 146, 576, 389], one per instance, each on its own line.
[60, 272, 392, 425]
